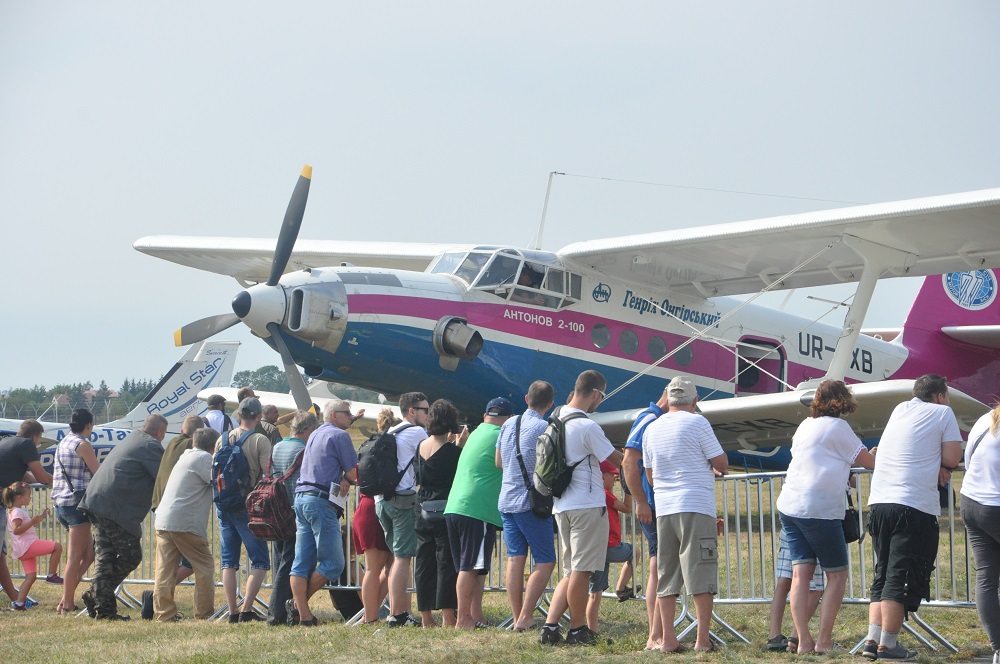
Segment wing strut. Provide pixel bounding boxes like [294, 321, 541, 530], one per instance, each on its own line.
[805, 234, 916, 387]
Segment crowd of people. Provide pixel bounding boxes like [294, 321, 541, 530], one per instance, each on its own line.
[0, 371, 998, 661]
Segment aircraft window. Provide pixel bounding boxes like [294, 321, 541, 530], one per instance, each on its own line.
[339, 273, 403, 287]
[569, 274, 582, 300]
[674, 343, 693, 367]
[648, 336, 667, 361]
[620, 329, 639, 355]
[428, 252, 465, 276]
[476, 254, 522, 288]
[591, 323, 611, 349]
[454, 252, 492, 285]
[543, 269, 565, 294]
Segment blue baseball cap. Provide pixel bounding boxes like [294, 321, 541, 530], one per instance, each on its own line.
[485, 397, 513, 417]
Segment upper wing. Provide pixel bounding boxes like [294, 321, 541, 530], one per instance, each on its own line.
[134, 237, 477, 282]
[559, 188, 1000, 298]
[591, 380, 987, 450]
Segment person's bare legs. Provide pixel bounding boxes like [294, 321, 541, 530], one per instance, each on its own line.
[240, 568, 266, 613]
[516, 560, 554, 630]
[657, 594, 679, 652]
[586, 590, 602, 632]
[769, 576, 792, 639]
[175, 566, 194, 584]
[546, 576, 569, 625]
[692, 592, 715, 651]
[61, 524, 93, 610]
[505, 555, 526, 622]
[361, 549, 392, 623]
[388, 556, 412, 616]
[565, 570, 592, 629]
[222, 568, 239, 616]
[790, 563, 817, 653]
[814, 570, 847, 652]
[645, 556, 662, 649]
[290, 571, 327, 621]
[47, 543, 63, 576]
[0, 553, 16, 602]
[456, 570, 481, 629]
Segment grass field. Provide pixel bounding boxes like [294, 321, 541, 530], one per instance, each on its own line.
[1, 581, 991, 663]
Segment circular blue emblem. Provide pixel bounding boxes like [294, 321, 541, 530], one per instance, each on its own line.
[592, 283, 611, 303]
[942, 270, 996, 310]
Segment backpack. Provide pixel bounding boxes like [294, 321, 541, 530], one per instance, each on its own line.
[212, 429, 254, 512]
[357, 423, 415, 499]
[246, 451, 304, 541]
[533, 408, 589, 498]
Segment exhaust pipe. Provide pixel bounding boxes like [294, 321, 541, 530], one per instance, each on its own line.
[433, 317, 483, 371]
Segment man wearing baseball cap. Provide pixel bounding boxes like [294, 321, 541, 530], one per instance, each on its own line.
[215, 397, 273, 623]
[204, 394, 235, 435]
[445, 397, 511, 628]
[642, 376, 727, 653]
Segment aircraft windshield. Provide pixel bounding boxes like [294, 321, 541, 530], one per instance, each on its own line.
[428, 249, 581, 309]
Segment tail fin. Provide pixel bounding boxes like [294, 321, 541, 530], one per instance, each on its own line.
[104, 341, 240, 431]
[903, 269, 1000, 335]
[899, 269, 1000, 405]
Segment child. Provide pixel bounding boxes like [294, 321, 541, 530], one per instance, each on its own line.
[586, 460, 635, 633]
[3, 482, 63, 610]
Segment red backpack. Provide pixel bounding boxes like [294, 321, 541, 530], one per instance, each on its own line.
[246, 452, 303, 542]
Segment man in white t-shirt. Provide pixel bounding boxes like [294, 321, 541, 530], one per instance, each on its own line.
[539, 370, 622, 647]
[204, 394, 235, 434]
[863, 375, 963, 660]
[643, 375, 728, 653]
[374, 391, 429, 629]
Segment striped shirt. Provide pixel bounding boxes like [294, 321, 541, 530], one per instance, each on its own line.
[271, 437, 306, 500]
[642, 410, 723, 518]
[496, 409, 548, 514]
[52, 433, 94, 506]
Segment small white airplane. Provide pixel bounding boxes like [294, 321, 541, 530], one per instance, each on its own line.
[0, 341, 239, 471]
[133, 167, 1000, 468]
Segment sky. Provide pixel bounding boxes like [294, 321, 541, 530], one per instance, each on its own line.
[1, 2, 998, 393]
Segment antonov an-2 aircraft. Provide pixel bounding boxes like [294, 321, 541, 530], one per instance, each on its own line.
[133, 167, 1000, 466]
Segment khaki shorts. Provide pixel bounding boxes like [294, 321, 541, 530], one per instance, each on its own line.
[656, 512, 718, 597]
[555, 507, 609, 574]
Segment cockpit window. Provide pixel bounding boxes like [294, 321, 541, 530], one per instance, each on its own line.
[430, 248, 581, 310]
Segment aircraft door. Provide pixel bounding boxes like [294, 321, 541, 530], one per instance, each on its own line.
[735, 338, 785, 396]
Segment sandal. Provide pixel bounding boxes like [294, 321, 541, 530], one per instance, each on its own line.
[616, 586, 638, 602]
[767, 634, 790, 652]
[787, 636, 799, 654]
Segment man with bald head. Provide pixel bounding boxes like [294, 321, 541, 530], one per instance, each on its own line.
[79, 414, 167, 620]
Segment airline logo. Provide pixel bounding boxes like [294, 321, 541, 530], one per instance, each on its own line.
[943, 270, 996, 311]
[592, 283, 611, 302]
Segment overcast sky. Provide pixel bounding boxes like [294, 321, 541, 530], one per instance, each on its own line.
[2, 2, 998, 393]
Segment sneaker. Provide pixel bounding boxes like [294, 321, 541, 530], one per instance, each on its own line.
[239, 611, 265, 623]
[228, 613, 240, 624]
[12, 602, 26, 612]
[767, 635, 789, 652]
[81, 590, 97, 618]
[386, 611, 415, 628]
[565, 626, 599, 646]
[877, 644, 917, 660]
[45, 573, 64, 585]
[24, 599, 38, 609]
[539, 624, 563, 645]
[861, 640, 878, 660]
[299, 616, 319, 627]
[285, 599, 299, 626]
[96, 612, 131, 621]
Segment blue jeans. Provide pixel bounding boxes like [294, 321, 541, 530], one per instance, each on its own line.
[779, 511, 848, 572]
[217, 508, 271, 570]
[291, 494, 344, 582]
[590, 541, 634, 593]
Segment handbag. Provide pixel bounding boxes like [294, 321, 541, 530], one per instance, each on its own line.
[842, 493, 863, 543]
[420, 499, 448, 522]
[415, 441, 449, 522]
[514, 415, 553, 519]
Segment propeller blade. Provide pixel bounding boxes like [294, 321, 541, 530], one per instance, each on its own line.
[173, 313, 240, 346]
[267, 164, 312, 287]
[266, 322, 313, 411]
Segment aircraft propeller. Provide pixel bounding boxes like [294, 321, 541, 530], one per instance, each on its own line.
[173, 165, 315, 411]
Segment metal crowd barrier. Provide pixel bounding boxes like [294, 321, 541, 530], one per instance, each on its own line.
[10, 470, 977, 651]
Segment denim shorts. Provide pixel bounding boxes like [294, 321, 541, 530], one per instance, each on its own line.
[217, 508, 271, 570]
[291, 494, 345, 582]
[776, 529, 825, 590]
[501, 511, 556, 563]
[56, 504, 90, 530]
[779, 511, 848, 572]
[590, 541, 634, 593]
[639, 513, 658, 557]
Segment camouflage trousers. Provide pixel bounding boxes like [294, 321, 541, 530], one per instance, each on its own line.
[89, 516, 142, 616]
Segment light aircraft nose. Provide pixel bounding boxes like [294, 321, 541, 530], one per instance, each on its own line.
[232, 283, 287, 336]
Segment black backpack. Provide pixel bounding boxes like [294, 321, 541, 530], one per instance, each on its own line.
[357, 423, 415, 499]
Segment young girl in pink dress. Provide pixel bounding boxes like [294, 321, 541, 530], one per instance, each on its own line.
[3, 482, 63, 610]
